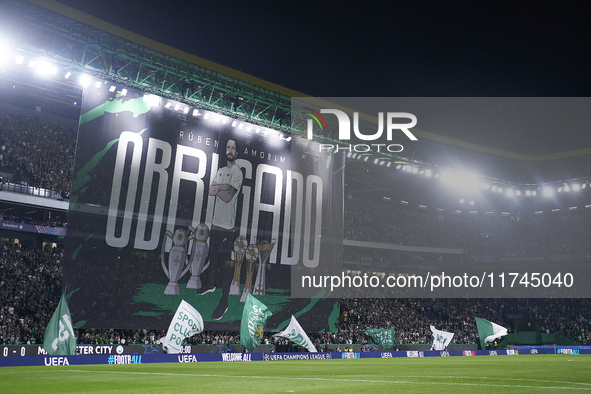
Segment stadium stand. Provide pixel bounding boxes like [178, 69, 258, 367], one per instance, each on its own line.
[0, 110, 589, 349]
[0, 0, 589, 352]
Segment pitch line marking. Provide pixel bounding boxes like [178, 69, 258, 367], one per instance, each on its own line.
[49, 370, 591, 390]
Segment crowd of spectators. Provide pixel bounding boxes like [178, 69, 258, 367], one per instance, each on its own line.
[1, 243, 589, 347]
[345, 199, 591, 257]
[0, 242, 63, 345]
[0, 110, 76, 198]
[0, 210, 67, 228]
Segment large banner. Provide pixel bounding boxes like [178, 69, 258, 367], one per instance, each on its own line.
[63, 81, 344, 331]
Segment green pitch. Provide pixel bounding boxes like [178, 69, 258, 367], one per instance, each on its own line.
[1, 355, 590, 393]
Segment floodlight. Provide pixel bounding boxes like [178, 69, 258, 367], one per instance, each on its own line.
[0, 41, 10, 64]
[64, 71, 72, 79]
[142, 94, 160, 107]
[78, 73, 91, 87]
[36, 60, 57, 75]
[15, 55, 24, 64]
[440, 171, 481, 194]
[572, 184, 580, 191]
[541, 186, 554, 197]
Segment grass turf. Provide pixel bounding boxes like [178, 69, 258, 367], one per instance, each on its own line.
[1, 355, 590, 393]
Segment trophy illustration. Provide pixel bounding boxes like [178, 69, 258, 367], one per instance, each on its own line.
[161, 228, 190, 295]
[253, 239, 275, 296]
[186, 224, 210, 290]
[240, 244, 259, 302]
[229, 236, 248, 295]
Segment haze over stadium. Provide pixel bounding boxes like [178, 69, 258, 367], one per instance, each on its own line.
[0, 0, 590, 391]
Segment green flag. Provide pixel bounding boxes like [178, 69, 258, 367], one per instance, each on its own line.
[475, 317, 508, 349]
[43, 294, 76, 355]
[240, 294, 272, 352]
[364, 327, 396, 348]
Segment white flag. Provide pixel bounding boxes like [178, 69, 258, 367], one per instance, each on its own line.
[274, 315, 317, 352]
[430, 325, 454, 350]
[162, 300, 203, 354]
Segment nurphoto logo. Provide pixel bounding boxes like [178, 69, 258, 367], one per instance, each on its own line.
[304, 107, 418, 153]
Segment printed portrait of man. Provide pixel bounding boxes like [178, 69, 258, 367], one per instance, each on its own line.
[199, 138, 243, 320]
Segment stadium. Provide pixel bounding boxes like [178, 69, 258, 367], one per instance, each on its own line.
[1, 0, 590, 392]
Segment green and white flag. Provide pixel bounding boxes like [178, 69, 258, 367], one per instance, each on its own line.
[240, 294, 272, 352]
[475, 317, 508, 349]
[162, 300, 204, 354]
[274, 315, 317, 352]
[43, 294, 76, 356]
[364, 327, 396, 349]
[430, 325, 454, 350]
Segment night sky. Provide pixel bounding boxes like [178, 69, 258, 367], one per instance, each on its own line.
[55, 0, 591, 152]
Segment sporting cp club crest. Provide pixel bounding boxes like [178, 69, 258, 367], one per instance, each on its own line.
[248, 310, 265, 343]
